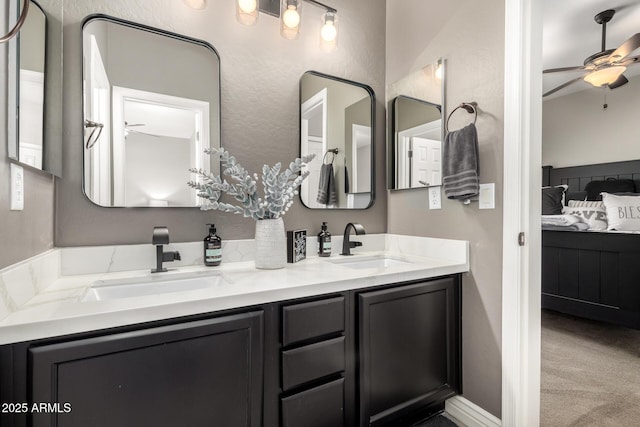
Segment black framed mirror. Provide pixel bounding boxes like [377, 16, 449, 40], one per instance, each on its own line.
[81, 15, 221, 208]
[388, 58, 445, 190]
[299, 71, 375, 209]
[391, 96, 442, 189]
[7, 0, 47, 171]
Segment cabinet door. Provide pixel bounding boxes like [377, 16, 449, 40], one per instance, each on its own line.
[358, 277, 461, 426]
[29, 311, 263, 427]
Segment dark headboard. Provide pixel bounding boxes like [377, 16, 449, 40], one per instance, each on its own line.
[542, 160, 640, 193]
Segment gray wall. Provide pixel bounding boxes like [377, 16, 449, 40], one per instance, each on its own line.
[386, 0, 504, 418]
[0, 0, 59, 269]
[542, 73, 640, 168]
[56, 0, 387, 246]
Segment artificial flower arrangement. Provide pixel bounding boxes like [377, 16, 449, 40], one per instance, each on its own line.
[188, 147, 315, 220]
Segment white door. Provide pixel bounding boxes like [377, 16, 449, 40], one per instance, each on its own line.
[411, 137, 441, 187]
[85, 35, 112, 206]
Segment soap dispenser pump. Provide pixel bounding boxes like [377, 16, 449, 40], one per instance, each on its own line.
[204, 224, 222, 266]
[317, 222, 332, 257]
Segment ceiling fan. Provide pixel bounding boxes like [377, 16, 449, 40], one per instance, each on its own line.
[543, 9, 640, 97]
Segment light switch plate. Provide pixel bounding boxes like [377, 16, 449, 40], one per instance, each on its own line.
[479, 183, 495, 209]
[429, 186, 442, 210]
[10, 163, 24, 211]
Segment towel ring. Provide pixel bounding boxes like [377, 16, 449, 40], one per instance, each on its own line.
[445, 102, 478, 133]
[85, 120, 104, 150]
[0, 0, 30, 44]
[323, 148, 339, 164]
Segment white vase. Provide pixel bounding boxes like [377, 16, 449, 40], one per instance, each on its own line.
[254, 217, 287, 269]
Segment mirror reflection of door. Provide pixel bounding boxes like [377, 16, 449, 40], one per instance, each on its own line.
[392, 96, 442, 190]
[111, 88, 209, 207]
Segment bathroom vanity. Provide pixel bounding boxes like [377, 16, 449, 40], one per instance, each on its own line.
[0, 235, 467, 427]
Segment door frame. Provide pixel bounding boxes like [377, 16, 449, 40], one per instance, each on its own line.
[502, 0, 542, 425]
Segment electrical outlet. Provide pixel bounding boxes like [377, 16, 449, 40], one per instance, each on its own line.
[428, 186, 442, 210]
[10, 163, 24, 211]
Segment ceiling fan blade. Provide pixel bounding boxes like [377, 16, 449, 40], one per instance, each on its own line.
[607, 74, 628, 90]
[608, 33, 640, 62]
[543, 76, 585, 97]
[543, 65, 586, 74]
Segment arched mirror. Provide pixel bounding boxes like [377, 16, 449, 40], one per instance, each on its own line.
[299, 71, 375, 209]
[82, 15, 221, 207]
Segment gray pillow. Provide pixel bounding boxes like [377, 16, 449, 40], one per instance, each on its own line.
[542, 186, 566, 215]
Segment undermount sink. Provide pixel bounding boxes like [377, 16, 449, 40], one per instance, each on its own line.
[81, 272, 228, 302]
[327, 256, 413, 270]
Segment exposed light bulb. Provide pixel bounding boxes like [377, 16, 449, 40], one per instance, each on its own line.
[182, 0, 207, 10]
[237, 0, 257, 14]
[236, 0, 258, 26]
[435, 63, 443, 80]
[321, 14, 337, 42]
[283, 6, 301, 29]
[583, 66, 626, 87]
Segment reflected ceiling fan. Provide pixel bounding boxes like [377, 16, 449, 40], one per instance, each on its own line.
[124, 121, 161, 138]
[543, 9, 640, 97]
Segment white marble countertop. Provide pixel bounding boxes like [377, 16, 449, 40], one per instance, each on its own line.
[0, 235, 468, 345]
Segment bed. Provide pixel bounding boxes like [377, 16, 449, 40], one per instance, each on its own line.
[541, 160, 640, 329]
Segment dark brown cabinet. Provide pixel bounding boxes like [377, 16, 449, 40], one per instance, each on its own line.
[0, 274, 461, 427]
[357, 277, 461, 426]
[28, 311, 263, 427]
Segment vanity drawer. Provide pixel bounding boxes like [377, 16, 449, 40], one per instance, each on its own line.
[282, 296, 345, 346]
[281, 378, 344, 427]
[282, 336, 345, 391]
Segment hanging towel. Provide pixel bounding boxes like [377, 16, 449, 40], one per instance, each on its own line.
[344, 165, 350, 194]
[317, 163, 337, 205]
[442, 123, 480, 201]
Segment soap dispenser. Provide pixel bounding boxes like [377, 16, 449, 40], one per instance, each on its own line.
[317, 222, 332, 257]
[204, 224, 222, 266]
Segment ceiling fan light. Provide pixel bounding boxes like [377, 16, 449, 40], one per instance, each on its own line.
[583, 66, 626, 87]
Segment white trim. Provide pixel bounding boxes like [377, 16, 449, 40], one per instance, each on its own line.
[446, 396, 501, 427]
[502, 0, 542, 426]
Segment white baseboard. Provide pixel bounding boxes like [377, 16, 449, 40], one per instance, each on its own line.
[445, 396, 501, 427]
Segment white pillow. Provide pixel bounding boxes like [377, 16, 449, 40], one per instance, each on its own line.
[562, 205, 607, 231]
[601, 193, 640, 231]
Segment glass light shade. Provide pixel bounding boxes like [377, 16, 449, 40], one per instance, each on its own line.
[182, 0, 207, 9]
[236, 0, 258, 25]
[281, 0, 301, 40]
[320, 11, 338, 51]
[583, 66, 626, 87]
[435, 62, 443, 80]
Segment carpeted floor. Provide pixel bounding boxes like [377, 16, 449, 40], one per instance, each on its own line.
[541, 310, 640, 426]
[413, 413, 460, 427]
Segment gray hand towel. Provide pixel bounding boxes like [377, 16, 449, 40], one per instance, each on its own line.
[317, 163, 337, 205]
[442, 123, 479, 200]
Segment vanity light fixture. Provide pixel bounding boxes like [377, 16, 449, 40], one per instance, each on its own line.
[231, 0, 339, 48]
[583, 66, 626, 87]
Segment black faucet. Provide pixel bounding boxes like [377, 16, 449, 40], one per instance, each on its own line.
[151, 226, 181, 273]
[341, 223, 366, 256]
